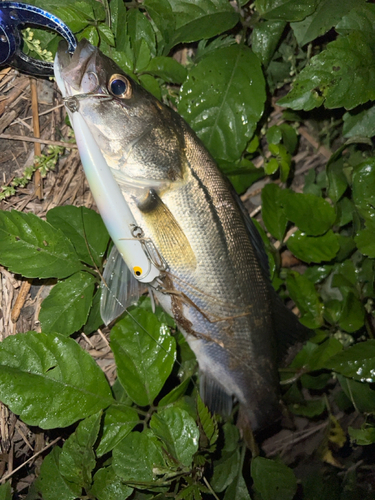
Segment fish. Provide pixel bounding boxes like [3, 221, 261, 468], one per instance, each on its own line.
[54, 39, 310, 438]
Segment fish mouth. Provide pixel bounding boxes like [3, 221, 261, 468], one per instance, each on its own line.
[54, 40, 104, 97]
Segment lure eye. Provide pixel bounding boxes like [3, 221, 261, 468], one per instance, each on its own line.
[108, 74, 132, 98]
[133, 266, 143, 277]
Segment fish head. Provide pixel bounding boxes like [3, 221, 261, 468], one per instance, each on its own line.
[55, 39, 185, 190]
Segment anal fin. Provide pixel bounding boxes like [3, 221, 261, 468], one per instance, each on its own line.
[199, 371, 233, 417]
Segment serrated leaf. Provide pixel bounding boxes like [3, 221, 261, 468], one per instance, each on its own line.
[110, 308, 176, 406]
[0, 210, 82, 279]
[251, 457, 297, 500]
[59, 412, 101, 489]
[279, 31, 375, 110]
[285, 270, 324, 329]
[281, 191, 336, 235]
[91, 467, 133, 500]
[150, 406, 199, 466]
[96, 405, 139, 457]
[287, 230, 339, 263]
[39, 271, 96, 336]
[251, 19, 286, 66]
[255, 0, 319, 21]
[0, 332, 113, 428]
[197, 396, 218, 446]
[290, 0, 363, 46]
[211, 449, 241, 493]
[178, 44, 265, 163]
[261, 183, 287, 240]
[325, 340, 375, 382]
[113, 430, 166, 484]
[343, 104, 375, 138]
[34, 447, 81, 500]
[143, 56, 187, 84]
[47, 206, 109, 268]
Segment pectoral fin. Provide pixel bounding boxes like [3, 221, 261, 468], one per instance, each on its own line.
[138, 189, 196, 269]
[100, 245, 147, 325]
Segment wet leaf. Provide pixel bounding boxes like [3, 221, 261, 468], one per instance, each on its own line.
[0, 210, 82, 279]
[91, 467, 133, 500]
[112, 430, 166, 484]
[84, 288, 103, 335]
[338, 290, 365, 333]
[0, 332, 113, 428]
[39, 272, 96, 336]
[34, 446, 81, 500]
[179, 45, 266, 163]
[325, 340, 375, 382]
[261, 184, 288, 240]
[279, 31, 375, 110]
[211, 449, 241, 493]
[285, 270, 324, 329]
[159, 378, 191, 407]
[343, 104, 375, 138]
[255, 0, 318, 21]
[150, 406, 199, 466]
[287, 230, 340, 263]
[352, 159, 375, 221]
[110, 308, 176, 406]
[281, 191, 336, 236]
[96, 405, 139, 457]
[251, 457, 297, 500]
[338, 375, 375, 413]
[251, 19, 287, 66]
[143, 56, 187, 83]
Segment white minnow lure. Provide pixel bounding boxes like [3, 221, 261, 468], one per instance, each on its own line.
[54, 55, 162, 322]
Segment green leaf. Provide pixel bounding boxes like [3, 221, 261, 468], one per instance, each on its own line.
[326, 157, 348, 203]
[0, 332, 113, 428]
[0, 210, 82, 278]
[287, 230, 340, 263]
[197, 395, 218, 447]
[338, 375, 375, 413]
[355, 227, 375, 258]
[285, 270, 324, 329]
[289, 398, 326, 417]
[279, 123, 298, 154]
[138, 74, 162, 100]
[84, 288, 103, 335]
[127, 9, 156, 61]
[349, 425, 375, 445]
[223, 158, 265, 194]
[251, 19, 287, 66]
[336, 3, 375, 43]
[34, 447, 81, 500]
[211, 449, 241, 493]
[307, 337, 343, 371]
[98, 24, 115, 46]
[281, 191, 336, 236]
[110, 308, 176, 406]
[255, 0, 319, 21]
[158, 377, 191, 406]
[224, 472, 251, 500]
[91, 466, 133, 500]
[352, 159, 375, 222]
[290, 0, 363, 46]
[279, 31, 375, 110]
[150, 406, 199, 466]
[261, 184, 288, 240]
[78, 26, 99, 46]
[178, 45, 266, 163]
[96, 405, 139, 457]
[251, 457, 297, 500]
[47, 206, 109, 268]
[339, 290, 365, 333]
[39, 271, 96, 336]
[112, 430, 166, 484]
[343, 104, 375, 138]
[0, 483, 11, 500]
[59, 412, 101, 489]
[325, 340, 375, 382]
[54, 6, 90, 31]
[143, 56, 187, 84]
[167, 0, 239, 50]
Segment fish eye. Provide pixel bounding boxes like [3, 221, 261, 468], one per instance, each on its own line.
[108, 74, 132, 99]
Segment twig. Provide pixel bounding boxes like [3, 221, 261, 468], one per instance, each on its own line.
[30, 78, 42, 199]
[0, 436, 61, 483]
[0, 134, 77, 148]
[11, 279, 32, 324]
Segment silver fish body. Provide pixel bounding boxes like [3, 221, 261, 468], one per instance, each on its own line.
[55, 40, 309, 433]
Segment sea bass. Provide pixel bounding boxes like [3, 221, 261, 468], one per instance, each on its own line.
[54, 39, 309, 434]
